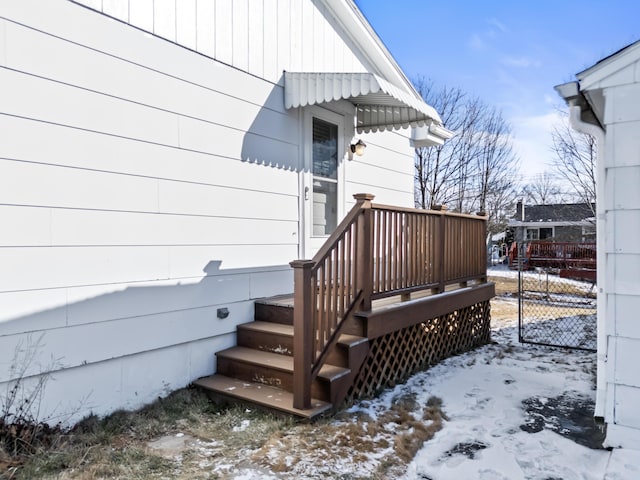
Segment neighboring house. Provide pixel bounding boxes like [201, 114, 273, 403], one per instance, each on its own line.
[556, 40, 640, 449]
[0, 1, 453, 423]
[510, 200, 596, 242]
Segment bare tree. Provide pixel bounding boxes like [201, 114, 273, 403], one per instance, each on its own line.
[485, 175, 519, 236]
[413, 78, 483, 209]
[474, 107, 518, 213]
[521, 172, 566, 205]
[414, 77, 520, 235]
[550, 110, 597, 215]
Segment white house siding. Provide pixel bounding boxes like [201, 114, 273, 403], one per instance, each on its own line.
[72, 0, 369, 83]
[601, 81, 640, 448]
[0, 0, 421, 423]
[345, 130, 415, 208]
[0, 0, 299, 422]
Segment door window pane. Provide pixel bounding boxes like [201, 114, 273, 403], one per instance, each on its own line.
[312, 119, 338, 179]
[312, 180, 337, 236]
[312, 118, 338, 235]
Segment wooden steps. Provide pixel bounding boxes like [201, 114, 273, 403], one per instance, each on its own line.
[194, 295, 369, 419]
[193, 375, 331, 419]
[237, 321, 293, 355]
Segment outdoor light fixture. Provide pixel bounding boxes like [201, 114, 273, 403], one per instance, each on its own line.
[350, 139, 367, 156]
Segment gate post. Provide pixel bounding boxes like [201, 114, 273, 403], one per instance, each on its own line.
[516, 225, 525, 343]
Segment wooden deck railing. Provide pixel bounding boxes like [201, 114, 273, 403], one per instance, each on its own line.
[527, 241, 596, 270]
[290, 194, 487, 409]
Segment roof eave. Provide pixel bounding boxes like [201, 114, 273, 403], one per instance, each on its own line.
[576, 39, 640, 82]
[554, 81, 604, 129]
[319, 0, 425, 107]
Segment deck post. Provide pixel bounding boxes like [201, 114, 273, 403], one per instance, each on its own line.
[478, 211, 488, 282]
[436, 212, 446, 293]
[354, 193, 374, 311]
[290, 259, 315, 410]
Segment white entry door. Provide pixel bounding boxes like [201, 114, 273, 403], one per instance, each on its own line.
[302, 107, 345, 258]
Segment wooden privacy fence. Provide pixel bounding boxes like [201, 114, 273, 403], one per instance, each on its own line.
[290, 193, 488, 409]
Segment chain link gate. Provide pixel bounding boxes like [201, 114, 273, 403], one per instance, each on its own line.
[517, 240, 597, 351]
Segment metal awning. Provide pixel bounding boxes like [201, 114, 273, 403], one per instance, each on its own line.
[284, 72, 453, 145]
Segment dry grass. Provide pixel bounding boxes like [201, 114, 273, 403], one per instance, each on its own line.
[246, 393, 448, 479]
[4, 386, 448, 479]
[389, 396, 447, 463]
[2, 387, 291, 480]
[487, 274, 519, 327]
[488, 272, 596, 327]
[490, 272, 595, 298]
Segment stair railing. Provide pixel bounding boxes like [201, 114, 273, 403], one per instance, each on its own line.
[290, 193, 487, 409]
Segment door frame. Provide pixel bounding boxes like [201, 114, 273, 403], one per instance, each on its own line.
[299, 105, 347, 259]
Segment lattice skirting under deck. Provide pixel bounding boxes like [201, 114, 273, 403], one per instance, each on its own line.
[344, 299, 491, 404]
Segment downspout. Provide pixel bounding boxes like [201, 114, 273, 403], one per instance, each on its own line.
[567, 102, 607, 420]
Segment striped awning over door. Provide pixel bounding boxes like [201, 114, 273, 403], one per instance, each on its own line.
[284, 72, 454, 146]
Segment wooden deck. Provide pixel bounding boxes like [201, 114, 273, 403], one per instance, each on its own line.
[509, 241, 597, 273]
[195, 194, 495, 418]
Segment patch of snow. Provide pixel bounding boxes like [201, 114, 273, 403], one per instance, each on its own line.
[489, 266, 595, 292]
[272, 345, 292, 355]
[397, 320, 609, 480]
[604, 449, 640, 479]
[232, 419, 251, 432]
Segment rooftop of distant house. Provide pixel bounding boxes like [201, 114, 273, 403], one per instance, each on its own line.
[513, 201, 596, 223]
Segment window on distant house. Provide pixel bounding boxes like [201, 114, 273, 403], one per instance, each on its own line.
[527, 227, 553, 241]
[526, 228, 539, 241]
[582, 224, 596, 241]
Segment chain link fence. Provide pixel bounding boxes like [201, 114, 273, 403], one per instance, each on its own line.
[517, 244, 597, 351]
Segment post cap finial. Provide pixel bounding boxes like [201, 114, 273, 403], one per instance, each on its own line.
[353, 193, 375, 202]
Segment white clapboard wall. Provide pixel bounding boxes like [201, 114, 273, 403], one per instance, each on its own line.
[601, 84, 640, 447]
[74, 0, 369, 83]
[573, 45, 640, 448]
[0, 0, 416, 422]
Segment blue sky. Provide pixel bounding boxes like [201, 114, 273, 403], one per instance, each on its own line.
[355, 1, 640, 181]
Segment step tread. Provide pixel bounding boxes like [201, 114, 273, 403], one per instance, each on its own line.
[194, 374, 332, 419]
[237, 321, 293, 336]
[254, 294, 294, 308]
[238, 323, 365, 347]
[217, 346, 292, 371]
[217, 347, 350, 381]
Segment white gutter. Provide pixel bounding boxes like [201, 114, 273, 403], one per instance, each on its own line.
[559, 88, 607, 420]
[410, 122, 456, 148]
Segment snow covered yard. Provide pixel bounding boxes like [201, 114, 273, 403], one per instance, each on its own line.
[185, 314, 636, 479]
[214, 291, 637, 479]
[400, 318, 610, 480]
[13, 271, 637, 479]
[149, 270, 637, 479]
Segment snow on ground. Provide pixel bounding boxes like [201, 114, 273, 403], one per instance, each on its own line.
[205, 268, 637, 479]
[399, 321, 610, 480]
[221, 317, 637, 479]
[488, 265, 596, 293]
